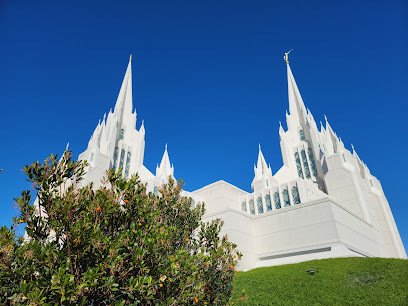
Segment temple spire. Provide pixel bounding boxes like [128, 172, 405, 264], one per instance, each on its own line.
[255, 144, 271, 177]
[155, 144, 174, 185]
[285, 52, 307, 125]
[113, 55, 134, 128]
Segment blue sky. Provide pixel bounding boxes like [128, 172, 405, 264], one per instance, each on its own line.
[0, 0, 407, 248]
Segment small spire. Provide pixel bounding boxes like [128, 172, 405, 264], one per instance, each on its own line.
[139, 120, 145, 134]
[351, 143, 355, 152]
[165, 142, 168, 151]
[129, 54, 132, 62]
[258, 143, 261, 150]
[65, 142, 70, 151]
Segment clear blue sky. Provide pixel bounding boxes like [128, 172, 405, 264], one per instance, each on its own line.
[0, 1, 407, 249]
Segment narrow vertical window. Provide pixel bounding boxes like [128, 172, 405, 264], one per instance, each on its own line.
[295, 152, 304, 178]
[113, 146, 119, 169]
[125, 151, 131, 178]
[241, 201, 247, 212]
[273, 192, 281, 209]
[249, 199, 255, 215]
[119, 148, 125, 169]
[291, 185, 301, 204]
[307, 148, 318, 177]
[301, 149, 311, 178]
[299, 129, 305, 141]
[257, 197, 264, 214]
[119, 128, 125, 140]
[265, 194, 272, 211]
[282, 188, 291, 207]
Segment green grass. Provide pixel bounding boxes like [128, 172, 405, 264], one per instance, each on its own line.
[230, 257, 408, 306]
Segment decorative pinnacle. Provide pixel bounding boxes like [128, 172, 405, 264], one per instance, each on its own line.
[284, 49, 293, 64]
[129, 54, 132, 61]
[165, 143, 168, 150]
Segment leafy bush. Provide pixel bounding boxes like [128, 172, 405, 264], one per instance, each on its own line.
[0, 151, 241, 305]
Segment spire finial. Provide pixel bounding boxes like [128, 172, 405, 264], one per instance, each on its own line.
[165, 143, 168, 150]
[284, 49, 293, 64]
[129, 54, 132, 62]
[258, 143, 261, 150]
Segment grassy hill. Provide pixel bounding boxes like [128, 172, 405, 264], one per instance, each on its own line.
[230, 257, 408, 306]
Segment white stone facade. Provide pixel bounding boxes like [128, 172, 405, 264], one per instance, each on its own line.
[78, 56, 406, 271]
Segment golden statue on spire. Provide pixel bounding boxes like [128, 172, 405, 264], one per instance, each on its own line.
[284, 49, 293, 64]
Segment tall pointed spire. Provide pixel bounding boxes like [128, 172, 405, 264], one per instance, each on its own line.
[113, 55, 134, 128]
[285, 51, 307, 124]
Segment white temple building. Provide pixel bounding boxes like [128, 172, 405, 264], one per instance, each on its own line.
[78, 55, 406, 270]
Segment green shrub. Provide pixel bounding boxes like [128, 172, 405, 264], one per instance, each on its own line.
[0, 151, 241, 305]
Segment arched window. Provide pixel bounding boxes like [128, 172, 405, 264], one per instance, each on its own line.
[241, 201, 247, 212]
[249, 199, 255, 215]
[265, 194, 272, 211]
[282, 188, 291, 207]
[125, 151, 132, 177]
[273, 192, 281, 209]
[295, 152, 304, 178]
[257, 197, 264, 214]
[308, 148, 317, 177]
[291, 185, 301, 204]
[301, 149, 311, 178]
[299, 129, 305, 141]
[119, 148, 125, 169]
[113, 146, 119, 169]
[119, 128, 125, 140]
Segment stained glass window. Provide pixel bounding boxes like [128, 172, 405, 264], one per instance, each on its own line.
[283, 188, 291, 207]
[301, 149, 311, 178]
[295, 152, 304, 178]
[241, 201, 247, 212]
[265, 194, 272, 211]
[119, 148, 125, 169]
[273, 192, 281, 209]
[299, 129, 305, 141]
[113, 146, 119, 170]
[125, 151, 131, 178]
[257, 197, 264, 214]
[249, 199, 255, 215]
[292, 185, 301, 204]
[308, 148, 317, 177]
